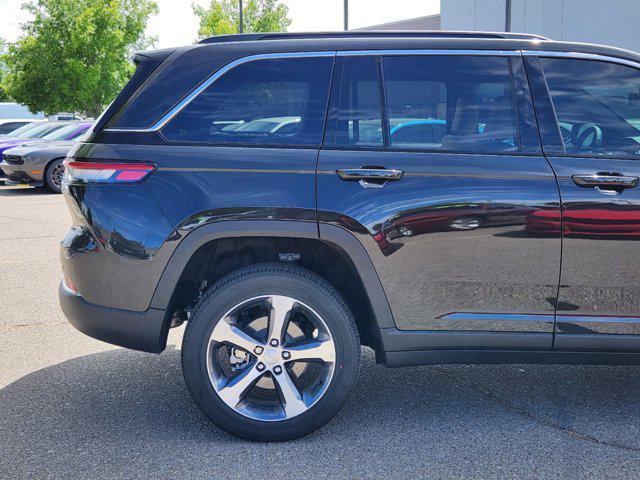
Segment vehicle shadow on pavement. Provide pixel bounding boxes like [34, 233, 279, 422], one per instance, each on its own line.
[0, 185, 56, 196]
[2, 346, 640, 478]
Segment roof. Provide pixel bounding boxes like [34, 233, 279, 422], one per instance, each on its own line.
[198, 30, 550, 44]
[186, 32, 640, 66]
[120, 32, 640, 132]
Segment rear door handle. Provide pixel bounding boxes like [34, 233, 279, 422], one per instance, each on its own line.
[572, 173, 638, 189]
[336, 168, 404, 187]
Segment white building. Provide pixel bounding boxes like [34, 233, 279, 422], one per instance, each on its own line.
[441, 0, 640, 53]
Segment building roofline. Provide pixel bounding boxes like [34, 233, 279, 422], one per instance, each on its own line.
[355, 14, 441, 31]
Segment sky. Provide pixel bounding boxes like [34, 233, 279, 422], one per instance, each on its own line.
[0, 0, 440, 49]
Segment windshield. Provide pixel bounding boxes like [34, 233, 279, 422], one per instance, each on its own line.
[69, 128, 90, 140]
[42, 123, 86, 140]
[5, 122, 43, 137]
[22, 123, 67, 139]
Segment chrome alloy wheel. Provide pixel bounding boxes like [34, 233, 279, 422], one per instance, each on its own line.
[51, 163, 65, 191]
[206, 295, 336, 421]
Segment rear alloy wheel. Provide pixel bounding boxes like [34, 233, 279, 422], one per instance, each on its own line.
[449, 216, 484, 231]
[44, 159, 64, 193]
[181, 263, 360, 441]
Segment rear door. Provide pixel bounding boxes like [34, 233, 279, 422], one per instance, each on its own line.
[317, 52, 561, 349]
[526, 54, 640, 351]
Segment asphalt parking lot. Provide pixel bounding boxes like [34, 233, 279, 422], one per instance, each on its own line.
[2, 182, 640, 479]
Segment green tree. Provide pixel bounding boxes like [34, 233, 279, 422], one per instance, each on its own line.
[194, 0, 291, 38]
[0, 39, 10, 102]
[2, 0, 157, 117]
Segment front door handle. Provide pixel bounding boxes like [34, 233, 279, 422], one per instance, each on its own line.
[336, 168, 404, 188]
[572, 173, 638, 190]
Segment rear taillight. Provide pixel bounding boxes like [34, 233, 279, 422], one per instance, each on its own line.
[63, 160, 156, 184]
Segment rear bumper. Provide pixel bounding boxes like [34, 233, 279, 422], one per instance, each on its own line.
[59, 282, 169, 353]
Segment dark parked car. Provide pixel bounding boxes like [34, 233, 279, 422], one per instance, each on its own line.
[0, 122, 90, 182]
[59, 31, 640, 441]
[0, 121, 66, 144]
[0, 121, 89, 157]
[0, 122, 91, 193]
[1, 140, 80, 192]
[0, 122, 69, 179]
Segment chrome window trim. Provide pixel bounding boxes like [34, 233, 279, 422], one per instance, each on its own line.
[104, 48, 640, 134]
[522, 50, 640, 70]
[104, 51, 336, 133]
[104, 49, 520, 133]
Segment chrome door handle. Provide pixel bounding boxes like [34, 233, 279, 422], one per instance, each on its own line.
[336, 168, 404, 183]
[572, 173, 638, 189]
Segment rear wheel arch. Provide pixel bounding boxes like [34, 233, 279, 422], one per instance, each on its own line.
[43, 157, 66, 192]
[151, 221, 394, 355]
[44, 156, 66, 171]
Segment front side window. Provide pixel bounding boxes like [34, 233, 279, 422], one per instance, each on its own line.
[382, 55, 519, 153]
[162, 56, 334, 146]
[541, 58, 640, 158]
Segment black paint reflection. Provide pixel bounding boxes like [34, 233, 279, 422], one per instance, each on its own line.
[527, 202, 640, 239]
[545, 157, 640, 330]
[372, 201, 534, 256]
[318, 150, 562, 333]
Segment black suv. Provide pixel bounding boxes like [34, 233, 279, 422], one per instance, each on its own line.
[59, 31, 640, 441]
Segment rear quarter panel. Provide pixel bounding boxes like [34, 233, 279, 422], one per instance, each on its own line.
[62, 142, 318, 311]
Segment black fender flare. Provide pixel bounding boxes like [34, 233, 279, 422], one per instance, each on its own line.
[149, 220, 396, 332]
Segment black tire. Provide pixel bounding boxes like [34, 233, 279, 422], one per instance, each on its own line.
[181, 262, 360, 441]
[44, 158, 64, 193]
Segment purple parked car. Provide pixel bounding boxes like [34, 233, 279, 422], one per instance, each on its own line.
[0, 122, 91, 179]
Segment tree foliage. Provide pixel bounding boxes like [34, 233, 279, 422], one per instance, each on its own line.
[194, 0, 291, 38]
[2, 0, 157, 116]
[0, 39, 10, 102]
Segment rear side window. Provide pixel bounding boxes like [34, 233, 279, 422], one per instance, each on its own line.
[162, 56, 334, 146]
[540, 58, 640, 158]
[382, 56, 519, 153]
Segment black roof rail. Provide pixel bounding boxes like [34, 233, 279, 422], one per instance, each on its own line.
[197, 30, 551, 44]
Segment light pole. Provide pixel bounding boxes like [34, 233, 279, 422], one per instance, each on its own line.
[239, 0, 243, 33]
[343, 0, 348, 31]
[504, 0, 512, 32]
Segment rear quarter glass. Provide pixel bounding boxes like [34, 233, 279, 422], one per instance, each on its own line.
[160, 56, 334, 146]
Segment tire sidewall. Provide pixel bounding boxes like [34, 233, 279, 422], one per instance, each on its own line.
[45, 159, 63, 193]
[182, 269, 360, 441]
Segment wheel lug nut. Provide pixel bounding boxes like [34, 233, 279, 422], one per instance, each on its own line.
[256, 362, 265, 371]
[273, 365, 282, 375]
[254, 346, 263, 355]
[282, 351, 290, 360]
[269, 339, 279, 347]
